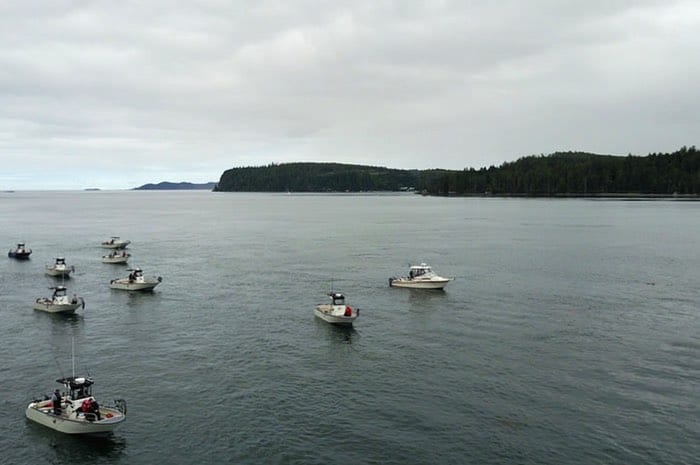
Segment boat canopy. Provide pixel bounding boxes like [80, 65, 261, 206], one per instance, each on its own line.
[329, 293, 346, 305]
[57, 376, 94, 399]
[408, 263, 433, 278]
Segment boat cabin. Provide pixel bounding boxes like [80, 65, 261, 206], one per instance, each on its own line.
[51, 286, 68, 298]
[408, 263, 433, 279]
[55, 257, 66, 265]
[57, 376, 94, 400]
[329, 293, 346, 305]
[128, 268, 143, 279]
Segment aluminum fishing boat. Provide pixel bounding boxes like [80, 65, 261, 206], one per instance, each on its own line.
[102, 250, 130, 264]
[110, 268, 162, 291]
[26, 375, 126, 435]
[45, 257, 75, 277]
[101, 236, 131, 249]
[33, 286, 85, 314]
[314, 292, 359, 325]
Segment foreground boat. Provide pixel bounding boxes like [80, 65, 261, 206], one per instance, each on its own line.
[102, 250, 130, 264]
[314, 292, 359, 325]
[26, 375, 126, 435]
[101, 236, 131, 249]
[110, 268, 162, 291]
[389, 263, 451, 290]
[34, 286, 85, 314]
[45, 257, 75, 277]
[8, 242, 32, 259]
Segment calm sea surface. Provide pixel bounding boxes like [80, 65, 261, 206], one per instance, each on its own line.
[0, 191, 698, 465]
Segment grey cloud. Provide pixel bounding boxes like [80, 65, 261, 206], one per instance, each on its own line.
[0, 0, 697, 188]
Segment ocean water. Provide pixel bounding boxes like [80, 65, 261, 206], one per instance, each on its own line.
[0, 191, 698, 464]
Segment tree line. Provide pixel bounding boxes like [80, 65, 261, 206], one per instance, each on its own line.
[426, 146, 700, 196]
[213, 162, 450, 192]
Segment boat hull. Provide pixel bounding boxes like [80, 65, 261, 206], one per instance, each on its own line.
[314, 305, 358, 325]
[101, 241, 130, 249]
[8, 251, 31, 259]
[45, 268, 72, 277]
[33, 302, 81, 313]
[26, 403, 125, 435]
[109, 280, 160, 291]
[102, 256, 129, 264]
[389, 278, 450, 290]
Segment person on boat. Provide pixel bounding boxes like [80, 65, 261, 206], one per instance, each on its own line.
[128, 271, 135, 282]
[71, 294, 78, 304]
[90, 399, 101, 420]
[52, 389, 62, 415]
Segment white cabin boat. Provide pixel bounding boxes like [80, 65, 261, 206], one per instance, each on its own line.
[110, 268, 162, 291]
[34, 286, 85, 314]
[314, 292, 359, 325]
[26, 375, 126, 435]
[389, 263, 451, 290]
[102, 250, 130, 264]
[101, 236, 131, 249]
[45, 257, 74, 277]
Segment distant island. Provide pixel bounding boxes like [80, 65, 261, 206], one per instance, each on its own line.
[214, 162, 449, 192]
[213, 147, 700, 196]
[134, 181, 218, 190]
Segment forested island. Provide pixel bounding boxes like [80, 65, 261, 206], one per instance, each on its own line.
[212, 147, 699, 196]
[214, 162, 449, 192]
[425, 146, 700, 196]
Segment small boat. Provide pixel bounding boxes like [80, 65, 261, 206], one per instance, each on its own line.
[102, 250, 130, 264]
[8, 242, 32, 259]
[314, 292, 359, 325]
[34, 286, 85, 314]
[389, 263, 452, 290]
[45, 257, 75, 277]
[110, 268, 162, 291]
[100, 236, 131, 249]
[26, 375, 126, 435]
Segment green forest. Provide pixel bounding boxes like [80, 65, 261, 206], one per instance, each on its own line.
[213, 147, 700, 196]
[426, 146, 700, 196]
[214, 162, 449, 192]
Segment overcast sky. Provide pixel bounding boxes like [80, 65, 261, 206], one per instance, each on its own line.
[1, 0, 698, 189]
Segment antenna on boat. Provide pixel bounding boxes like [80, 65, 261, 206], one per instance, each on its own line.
[71, 337, 75, 379]
[52, 352, 66, 380]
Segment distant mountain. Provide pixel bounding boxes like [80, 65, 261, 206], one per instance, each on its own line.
[214, 162, 451, 192]
[134, 181, 217, 190]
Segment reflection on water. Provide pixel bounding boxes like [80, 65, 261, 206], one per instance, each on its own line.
[316, 319, 358, 344]
[405, 287, 448, 307]
[120, 290, 160, 308]
[25, 422, 127, 462]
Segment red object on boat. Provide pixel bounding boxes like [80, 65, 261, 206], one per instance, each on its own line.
[344, 306, 352, 317]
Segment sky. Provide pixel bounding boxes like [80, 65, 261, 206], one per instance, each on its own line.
[1, 0, 698, 189]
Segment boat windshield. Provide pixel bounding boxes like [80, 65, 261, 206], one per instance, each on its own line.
[409, 267, 433, 278]
[57, 376, 94, 400]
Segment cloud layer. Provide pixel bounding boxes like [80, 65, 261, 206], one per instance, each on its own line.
[1, 0, 698, 188]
